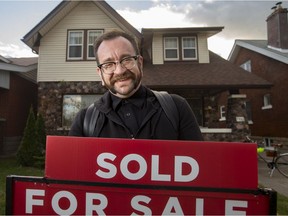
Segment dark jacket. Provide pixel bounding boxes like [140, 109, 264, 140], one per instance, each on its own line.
[69, 87, 203, 141]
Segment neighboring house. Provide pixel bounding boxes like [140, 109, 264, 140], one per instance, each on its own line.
[22, 0, 272, 143]
[0, 55, 38, 156]
[228, 3, 288, 146]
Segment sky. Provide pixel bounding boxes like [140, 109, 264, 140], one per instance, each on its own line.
[0, 0, 285, 60]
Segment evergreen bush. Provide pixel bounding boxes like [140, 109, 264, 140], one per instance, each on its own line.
[17, 107, 47, 167]
[17, 106, 37, 166]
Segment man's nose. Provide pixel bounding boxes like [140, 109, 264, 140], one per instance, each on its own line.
[113, 62, 126, 75]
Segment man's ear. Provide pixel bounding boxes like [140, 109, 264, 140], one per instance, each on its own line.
[138, 55, 144, 70]
[96, 68, 105, 86]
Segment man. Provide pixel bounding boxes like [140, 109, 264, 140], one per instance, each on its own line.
[69, 30, 203, 141]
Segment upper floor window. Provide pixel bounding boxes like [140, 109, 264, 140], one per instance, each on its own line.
[164, 37, 179, 60]
[67, 29, 103, 61]
[182, 37, 197, 60]
[164, 36, 197, 61]
[240, 60, 251, 72]
[68, 31, 84, 60]
[262, 93, 272, 110]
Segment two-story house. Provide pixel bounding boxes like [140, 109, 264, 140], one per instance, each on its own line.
[22, 0, 271, 143]
[228, 2, 288, 146]
[0, 55, 38, 156]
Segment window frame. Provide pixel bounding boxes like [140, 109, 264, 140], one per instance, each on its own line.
[87, 30, 104, 60]
[67, 30, 84, 60]
[182, 36, 197, 60]
[62, 94, 102, 129]
[67, 29, 103, 61]
[240, 60, 252, 72]
[164, 37, 179, 61]
[262, 93, 272, 110]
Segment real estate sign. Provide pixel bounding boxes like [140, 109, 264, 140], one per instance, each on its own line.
[6, 136, 276, 215]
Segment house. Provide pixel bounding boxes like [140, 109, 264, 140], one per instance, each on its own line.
[0, 55, 38, 156]
[22, 0, 272, 143]
[228, 2, 288, 146]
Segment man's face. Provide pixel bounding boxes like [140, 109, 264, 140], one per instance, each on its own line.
[96, 36, 143, 98]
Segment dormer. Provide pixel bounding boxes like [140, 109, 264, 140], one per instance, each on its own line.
[141, 27, 223, 65]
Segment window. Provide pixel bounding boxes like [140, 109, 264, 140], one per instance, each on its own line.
[262, 94, 272, 110]
[245, 101, 253, 124]
[164, 37, 179, 60]
[67, 29, 103, 61]
[240, 60, 251, 72]
[219, 105, 226, 121]
[62, 94, 102, 128]
[164, 36, 197, 61]
[87, 30, 103, 59]
[68, 31, 84, 60]
[182, 37, 197, 60]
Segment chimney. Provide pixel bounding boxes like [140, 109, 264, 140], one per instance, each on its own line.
[266, 2, 288, 51]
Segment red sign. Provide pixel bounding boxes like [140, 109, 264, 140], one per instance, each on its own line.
[6, 176, 275, 215]
[45, 136, 258, 189]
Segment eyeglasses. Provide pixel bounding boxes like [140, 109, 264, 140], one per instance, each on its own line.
[98, 55, 139, 75]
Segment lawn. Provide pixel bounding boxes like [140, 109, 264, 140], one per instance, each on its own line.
[0, 156, 44, 214]
[1, 157, 288, 215]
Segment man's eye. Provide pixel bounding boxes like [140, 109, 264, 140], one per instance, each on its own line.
[103, 63, 114, 69]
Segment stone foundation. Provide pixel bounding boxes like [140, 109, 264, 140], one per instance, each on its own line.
[38, 81, 106, 135]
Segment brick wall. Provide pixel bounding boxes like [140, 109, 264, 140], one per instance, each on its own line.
[235, 47, 288, 138]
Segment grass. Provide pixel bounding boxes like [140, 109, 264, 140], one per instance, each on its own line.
[1, 157, 288, 215]
[0, 156, 44, 214]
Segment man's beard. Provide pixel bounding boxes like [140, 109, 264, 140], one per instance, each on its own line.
[104, 70, 142, 95]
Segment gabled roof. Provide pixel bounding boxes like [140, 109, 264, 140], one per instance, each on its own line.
[22, 0, 142, 53]
[143, 51, 272, 95]
[228, 40, 288, 64]
[142, 27, 224, 38]
[0, 55, 12, 64]
[0, 57, 38, 72]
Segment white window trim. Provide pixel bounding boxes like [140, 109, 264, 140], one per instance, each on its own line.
[164, 37, 179, 61]
[262, 94, 272, 110]
[240, 60, 251, 72]
[182, 36, 197, 60]
[67, 30, 84, 60]
[87, 30, 104, 60]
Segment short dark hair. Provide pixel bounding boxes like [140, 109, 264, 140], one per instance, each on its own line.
[93, 30, 140, 63]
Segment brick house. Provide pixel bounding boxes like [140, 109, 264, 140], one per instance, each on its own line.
[0, 56, 38, 156]
[228, 3, 288, 146]
[21, 0, 271, 143]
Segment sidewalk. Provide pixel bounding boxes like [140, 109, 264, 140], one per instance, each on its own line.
[258, 157, 288, 197]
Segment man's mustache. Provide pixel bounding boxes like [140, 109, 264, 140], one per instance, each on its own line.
[111, 71, 135, 85]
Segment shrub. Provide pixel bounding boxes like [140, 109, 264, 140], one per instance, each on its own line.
[17, 107, 47, 167]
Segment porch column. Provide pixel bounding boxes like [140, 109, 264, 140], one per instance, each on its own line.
[226, 94, 250, 141]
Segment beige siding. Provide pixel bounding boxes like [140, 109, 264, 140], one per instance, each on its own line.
[38, 1, 123, 82]
[152, 34, 164, 65]
[198, 34, 210, 63]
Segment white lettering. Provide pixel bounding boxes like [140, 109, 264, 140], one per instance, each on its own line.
[225, 200, 248, 215]
[96, 153, 117, 179]
[86, 193, 108, 215]
[51, 191, 77, 215]
[131, 195, 152, 215]
[151, 155, 171, 181]
[195, 198, 204, 216]
[120, 154, 147, 180]
[174, 156, 199, 182]
[26, 189, 45, 214]
[162, 197, 184, 215]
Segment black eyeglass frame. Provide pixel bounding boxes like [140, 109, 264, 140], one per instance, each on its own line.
[97, 55, 139, 75]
